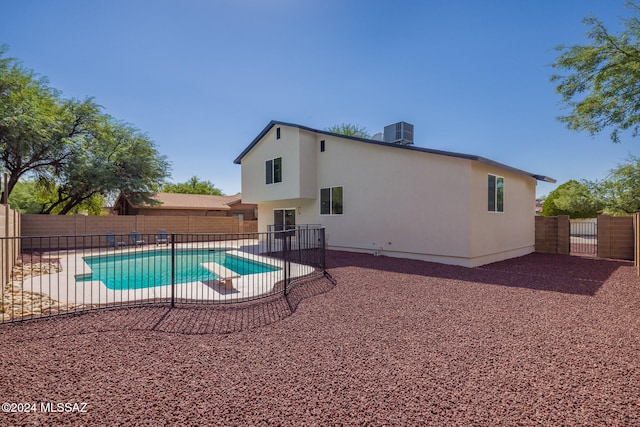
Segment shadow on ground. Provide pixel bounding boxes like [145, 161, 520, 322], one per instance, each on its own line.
[2, 274, 336, 338]
[326, 250, 631, 296]
[3, 251, 633, 339]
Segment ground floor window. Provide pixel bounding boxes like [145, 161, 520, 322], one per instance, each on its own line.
[273, 208, 295, 231]
[320, 186, 343, 215]
[488, 175, 504, 212]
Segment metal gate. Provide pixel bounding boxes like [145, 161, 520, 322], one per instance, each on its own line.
[570, 219, 597, 255]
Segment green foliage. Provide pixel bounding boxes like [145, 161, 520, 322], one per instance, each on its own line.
[598, 154, 640, 214]
[8, 178, 107, 215]
[551, 1, 640, 143]
[541, 180, 603, 218]
[326, 123, 371, 138]
[0, 45, 68, 192]
[7, 180, 45, 213]
[162, 176, 223, 195]
[543, 156, 640, 216]
[0, 46, 171, 214]
[39, 110, 170, 214]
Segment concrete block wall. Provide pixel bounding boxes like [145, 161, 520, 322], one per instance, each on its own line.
[597, 215, 634, 260]
[536, 214, 635, 261]
[535, 215, 570, 255]
[1, 205, 21, 288]
[20, 215, 257, 249]
[240, 220, 258, 233]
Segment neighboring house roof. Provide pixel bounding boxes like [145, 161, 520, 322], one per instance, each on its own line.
[234, 120, 556, 183]
[129, 192, 244, 211]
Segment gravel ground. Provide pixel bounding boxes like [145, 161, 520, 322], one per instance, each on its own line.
[1, 250, 640, 426]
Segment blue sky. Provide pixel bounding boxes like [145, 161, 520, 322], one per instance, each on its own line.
[1, 0, 636, 197]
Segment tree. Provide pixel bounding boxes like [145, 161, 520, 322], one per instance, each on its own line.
[541, 180, 603, 218]
[598, 155, 640, 214]
[0, 46, 171, 214]
[0, 46, 73, 195]
[162, 176, 223, 195]
[39, 113, 170, 214]
[7, 179, 44, 213]
[326, 123, 371, 138]
[551, 1, 640, 143]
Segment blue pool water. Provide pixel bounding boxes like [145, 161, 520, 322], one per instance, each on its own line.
[76, 249, 280, 290]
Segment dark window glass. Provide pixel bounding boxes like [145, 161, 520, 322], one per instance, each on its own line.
[266, 159, 273, 184]
[320, 188, 331, 215]
[273, 157, 282, 183]
[497, 177, 504, 212]
[276, 127, 281, 139]
[273, 209, 284, 231]
[332, 187, 343, 214]
[488, 175, 496, 211]
[284, 209, 295, 229]
[320, 140, 325, 152]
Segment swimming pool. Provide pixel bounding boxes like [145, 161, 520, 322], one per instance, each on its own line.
[76, 249, 280, 290]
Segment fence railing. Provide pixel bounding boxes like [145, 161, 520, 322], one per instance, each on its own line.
[570, 219, 597, 255]
[0, 227, 326, 323]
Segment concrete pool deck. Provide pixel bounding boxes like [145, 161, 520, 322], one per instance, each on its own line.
[19, 240, 317, 305]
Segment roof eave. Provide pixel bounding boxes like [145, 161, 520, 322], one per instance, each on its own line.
[234, 120, 555, 183]
[533, 175, 557, 183]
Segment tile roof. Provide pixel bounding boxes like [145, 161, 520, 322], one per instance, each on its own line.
[136, 193, 243, 210]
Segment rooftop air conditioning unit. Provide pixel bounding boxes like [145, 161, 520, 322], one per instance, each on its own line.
[383, 122, 414, 145]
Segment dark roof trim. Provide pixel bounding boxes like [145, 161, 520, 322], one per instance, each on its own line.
[234, 120, 556, 183]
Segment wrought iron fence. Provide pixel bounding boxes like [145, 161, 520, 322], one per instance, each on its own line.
[570, 219, 597, 255]
[0, 227, 326, 323]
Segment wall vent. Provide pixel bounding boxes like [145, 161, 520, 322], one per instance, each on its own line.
[383, 122, 414, 145]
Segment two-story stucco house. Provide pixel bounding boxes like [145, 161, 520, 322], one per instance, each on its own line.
[234, 120, 555, 267]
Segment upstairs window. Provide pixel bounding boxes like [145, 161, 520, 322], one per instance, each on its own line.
[320, 186, 343, 215]
[276, 127, 281, 139]
[266, 157, 282, 184]
[320, 140, 325, 152]
[488, 175, 504, 212]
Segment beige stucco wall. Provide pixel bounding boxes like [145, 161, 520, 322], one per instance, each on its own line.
[299, 130, 318, 199]
[241, 126, 313, 203]
[314, 135, 474, 264]
[468, 163, 537, 266]
[244, 124, 538, 267]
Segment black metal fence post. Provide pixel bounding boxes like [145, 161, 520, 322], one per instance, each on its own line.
[283, 231, 289, 296]
[320, 228, 326, 272]
[171, 233, 176, 307]
[297, 227, 302, 264]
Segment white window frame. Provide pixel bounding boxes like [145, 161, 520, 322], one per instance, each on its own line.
[265, 157, 282, 185]
[488, 174, 504, 213]
[320, 186, 344, 216]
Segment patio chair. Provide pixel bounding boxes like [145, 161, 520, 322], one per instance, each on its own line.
[155, 229, 169, 245]
[129, 230, 146, 246]
[106, 232, 126, 248]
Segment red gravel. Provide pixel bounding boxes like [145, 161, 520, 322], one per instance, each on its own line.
[1, 250, 640, 426]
